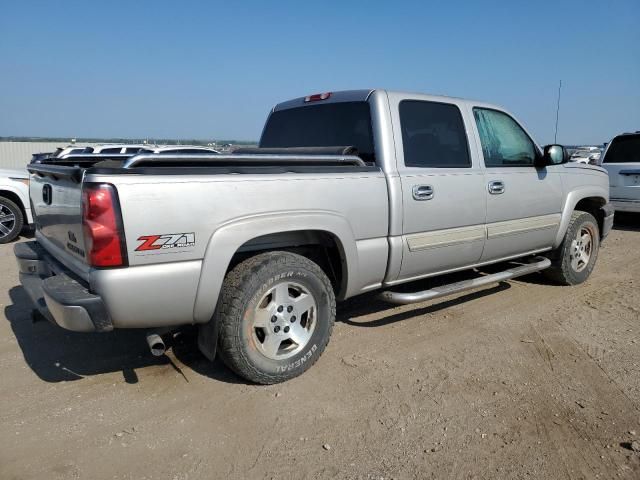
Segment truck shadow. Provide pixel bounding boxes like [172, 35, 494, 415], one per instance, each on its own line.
[338, 259, 561, 326]
[4, 285, 239, 384]
[4, 262, 546, 384]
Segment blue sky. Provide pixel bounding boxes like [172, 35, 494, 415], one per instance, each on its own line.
[1, 0, 638, 144]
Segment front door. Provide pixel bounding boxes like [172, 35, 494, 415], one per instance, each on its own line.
[393, 97, 487, 282]
[472, 107, 563, 262]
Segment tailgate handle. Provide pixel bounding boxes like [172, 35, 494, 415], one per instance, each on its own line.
[42, 184, 52, 205]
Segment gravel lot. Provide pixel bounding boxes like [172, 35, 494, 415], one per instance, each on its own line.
[1, 216, 639, 480]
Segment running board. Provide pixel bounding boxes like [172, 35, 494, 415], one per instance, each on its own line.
[379, 257, 551, 305]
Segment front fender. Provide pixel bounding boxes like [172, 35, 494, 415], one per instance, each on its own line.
[192, 210, 358, 324]
[554, 187, 608, 248]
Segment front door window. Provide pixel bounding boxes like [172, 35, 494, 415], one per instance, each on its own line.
[474, 108, 538, 167]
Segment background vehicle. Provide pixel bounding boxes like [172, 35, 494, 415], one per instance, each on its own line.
[569, 147, 601, 165]
[601, 132, 640, 213]
[16, 89, 613, 384]
[89, 144, 150, 155]
[31, 144, 221, 163]
[0, 169, 32, 243]
[30, 152, 55, 164]
[146, 145, 220, 154]
[53, 145, 92, 157]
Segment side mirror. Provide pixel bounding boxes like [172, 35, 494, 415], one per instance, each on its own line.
[538, 144, 569, 168]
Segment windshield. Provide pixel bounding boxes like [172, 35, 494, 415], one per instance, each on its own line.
[603, 134, 640, 163]
[260, 101, 375, 163]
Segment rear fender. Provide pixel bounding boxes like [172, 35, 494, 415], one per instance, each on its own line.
[193, 210, 358, 324]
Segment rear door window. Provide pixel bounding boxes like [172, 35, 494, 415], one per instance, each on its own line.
[399, 100, 471, 168]
[603, 134, 640, 163]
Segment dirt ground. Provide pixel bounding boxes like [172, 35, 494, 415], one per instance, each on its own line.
[1, 216, 639, 480]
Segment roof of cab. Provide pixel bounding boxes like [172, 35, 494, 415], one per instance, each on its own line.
[272, 89, 501, 112]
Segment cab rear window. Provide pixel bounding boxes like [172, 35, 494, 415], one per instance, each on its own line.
[260, 102, 375, 163]
[603, 134, 640, 163]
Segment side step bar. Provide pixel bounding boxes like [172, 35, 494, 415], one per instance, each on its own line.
[380, 257, 551, 305]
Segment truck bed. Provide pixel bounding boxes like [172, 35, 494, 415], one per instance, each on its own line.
[26, 148, 390, 329]
[31, 145, 370, 169]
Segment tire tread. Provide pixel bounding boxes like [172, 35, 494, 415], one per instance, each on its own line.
[216, 251, 335, 384]
[0, 196, 24, 244]
[544, 211, 599, 285]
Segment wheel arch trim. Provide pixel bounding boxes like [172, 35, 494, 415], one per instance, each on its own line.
[555, 188, 608, 248]
[192, 210, 359, 324]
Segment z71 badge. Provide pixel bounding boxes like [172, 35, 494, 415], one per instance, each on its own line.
[136, 233, 195, 251]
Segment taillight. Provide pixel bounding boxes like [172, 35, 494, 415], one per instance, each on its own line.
[304, 92, 331, 102]
[82, 183, 127, 267]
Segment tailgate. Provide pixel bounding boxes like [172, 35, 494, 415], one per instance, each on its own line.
[28, 165, 89, 273]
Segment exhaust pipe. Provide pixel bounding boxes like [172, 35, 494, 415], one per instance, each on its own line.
[146, 333, 166, 356]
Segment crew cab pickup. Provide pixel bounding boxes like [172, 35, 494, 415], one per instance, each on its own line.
[16, 89, 614, 384]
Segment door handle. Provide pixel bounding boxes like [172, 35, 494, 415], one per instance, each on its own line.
[412, 184, 434, 201]
[488, 180, 505, 195]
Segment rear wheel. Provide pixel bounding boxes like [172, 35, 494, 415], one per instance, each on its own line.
[0, 197, 24, 244]
[544, 211, 600, 285]
[213, 251, 336, 384]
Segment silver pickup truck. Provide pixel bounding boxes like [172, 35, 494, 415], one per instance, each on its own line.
[15, 89, 614, 384]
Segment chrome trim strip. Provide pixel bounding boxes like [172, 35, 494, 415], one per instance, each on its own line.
[486, 214, 561, 239]
[405, 213, 562, 253]
[406, 225, 486, 252]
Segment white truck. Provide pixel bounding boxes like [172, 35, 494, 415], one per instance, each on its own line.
[15, 89, 614, 383]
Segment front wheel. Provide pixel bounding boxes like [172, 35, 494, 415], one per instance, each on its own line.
[544, 211, 600, 285]
[212, 251, 336, 384]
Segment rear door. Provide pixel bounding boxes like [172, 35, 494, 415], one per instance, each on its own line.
[602, 134, 640, 208]
[389, 94, 487, 282]
[471, 107, 563, 261]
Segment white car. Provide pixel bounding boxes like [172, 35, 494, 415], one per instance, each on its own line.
[601, 132, 640, 213]
[0, 169, 32, 243]
[52, 145, 92, 157]
[145, 145, 220, 155]
[57, 145, 220, 157]
[89, 144, 150, 155]
[570, 147, 601, 165]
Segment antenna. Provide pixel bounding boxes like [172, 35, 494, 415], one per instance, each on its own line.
[554, 80, 562, 143]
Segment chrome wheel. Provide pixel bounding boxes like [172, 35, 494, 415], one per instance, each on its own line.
[251, 281, 317, 360]
[0, 204, 16, 239]
[570, 225, 594, 273]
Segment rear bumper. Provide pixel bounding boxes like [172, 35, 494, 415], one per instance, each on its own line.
[610, 198, 640, 213]
[602, 202, 615, 239]
[14, 241, 112, 332]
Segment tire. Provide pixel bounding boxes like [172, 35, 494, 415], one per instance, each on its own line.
[544, 211, 600, 285]
[0, 197, 24, 244]
[212, 251, 336, 384]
